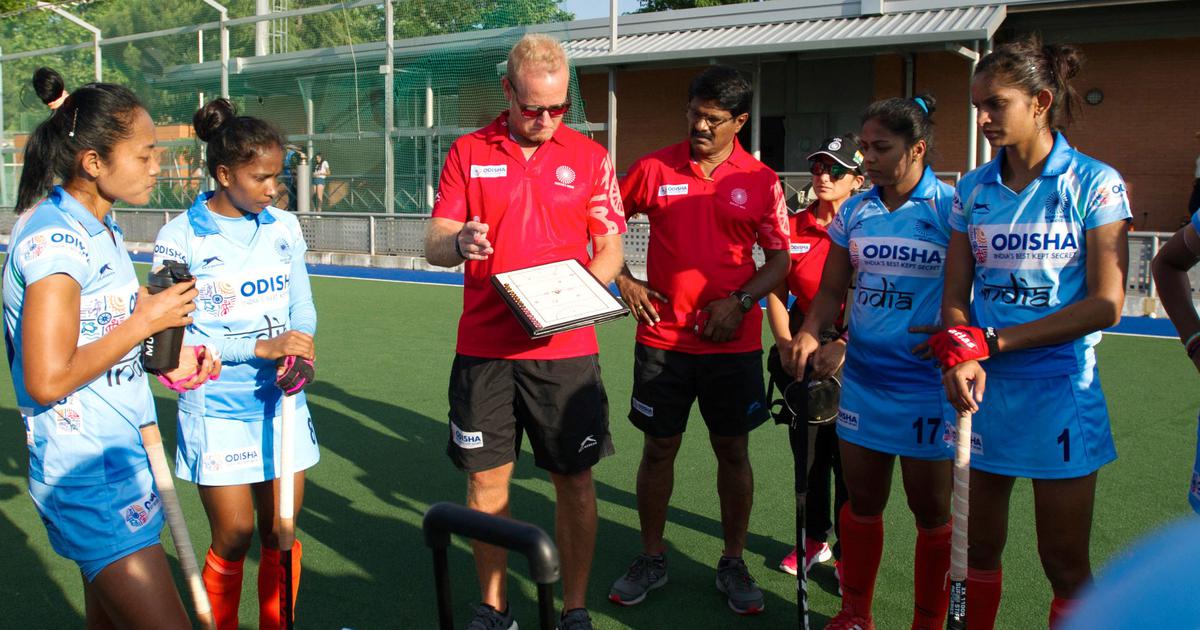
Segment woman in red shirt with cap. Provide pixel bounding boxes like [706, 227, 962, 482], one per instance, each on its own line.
[766, 133, 864, 579]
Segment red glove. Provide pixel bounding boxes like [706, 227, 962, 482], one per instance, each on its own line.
[929, 326, 998, 369]
[276, 355, 315, 395]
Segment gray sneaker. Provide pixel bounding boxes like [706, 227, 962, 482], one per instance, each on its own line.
[557, 608, 593, 630]
[466, 603, 517, 630]
[715, 555, 765, 615]
[608, 553, 669, 606]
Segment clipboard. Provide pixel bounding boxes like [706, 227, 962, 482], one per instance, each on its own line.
[491, 259, 630, 339]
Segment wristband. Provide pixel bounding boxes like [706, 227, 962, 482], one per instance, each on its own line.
[453, 235, 467, 260]
[1186, 331, 1200, 359]
[1183, 330, 1200, 349]
[983, 326, 1000, 355]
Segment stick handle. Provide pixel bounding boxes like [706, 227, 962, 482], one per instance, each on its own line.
[946, 408, 973, 630]
[140, 422, 215, 630]
[278, 394, 297, 551]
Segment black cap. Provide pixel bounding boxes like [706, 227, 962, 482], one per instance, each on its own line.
[807, 135, 864, 171]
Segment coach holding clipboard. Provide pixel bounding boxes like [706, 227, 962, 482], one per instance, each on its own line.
[423, 34, 626, 630]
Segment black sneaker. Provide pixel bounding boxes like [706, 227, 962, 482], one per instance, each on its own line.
[465, 603, 517, 630]
[715, 556, 765, 615]
[608, 553, 669, 606]
[557, 608, 593, 630]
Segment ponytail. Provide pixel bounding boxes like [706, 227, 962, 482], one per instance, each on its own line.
[14, 67, 145, 213]
[976, 35, 1084, 130]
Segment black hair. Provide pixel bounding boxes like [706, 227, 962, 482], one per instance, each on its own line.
[975, 35, 1083, 131]
[688, 65, 752, 117]
[15, 67, 145, 213]
[861, 93, 937, 162]
[193, 98, 285, 180]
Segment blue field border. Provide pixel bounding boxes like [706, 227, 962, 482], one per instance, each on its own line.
[10, 246, 1178, 338]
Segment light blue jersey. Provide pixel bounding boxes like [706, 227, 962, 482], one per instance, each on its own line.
[3, 187, 154, 486]
[951, 133, 1131, 377]
[828, 166, 955, 390]
[152, 193, 316, 421]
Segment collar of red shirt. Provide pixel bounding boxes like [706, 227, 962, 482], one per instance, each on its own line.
[793, 202, 833, 234]
[482, 111, 568, 150]
[670, 136, 753, 178]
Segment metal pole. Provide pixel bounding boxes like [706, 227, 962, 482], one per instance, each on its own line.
[296, 152, 311, 213]
[425, 76, 433, 212]
[751, 59, 761, 160]
[610, 0, 617, 52]
[386, 0, 396, 214]
[966, 42, 979, 171]
[38, 3, 102, 81]
[607, 69, 617, 167]
[903, 53, 914, 99]
[201, 0, 231, 98]
[255, 0, 270, 57]
[0, 46, 7, 209]
[979, 39, 993, 165]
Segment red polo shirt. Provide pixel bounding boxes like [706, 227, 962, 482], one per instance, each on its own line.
[433, 113, 626, 360]
[621, 139, 789, 355]
[785, 204, 835, 314]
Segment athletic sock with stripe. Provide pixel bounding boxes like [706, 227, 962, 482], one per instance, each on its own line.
[202, 547, 244, 630]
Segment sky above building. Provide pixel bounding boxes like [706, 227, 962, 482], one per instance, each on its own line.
[560, 0, 642, 20]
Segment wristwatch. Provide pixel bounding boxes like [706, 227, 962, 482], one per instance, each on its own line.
[731, 290, 754, 313]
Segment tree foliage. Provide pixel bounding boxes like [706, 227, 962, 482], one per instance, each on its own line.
[635, 0, 751, 12]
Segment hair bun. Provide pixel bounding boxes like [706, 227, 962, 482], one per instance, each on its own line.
[193, 98, 237, 143]
[913, 93, 938, 117]
[1043, 43, 1083, 82]
[32, 67, 66, 106]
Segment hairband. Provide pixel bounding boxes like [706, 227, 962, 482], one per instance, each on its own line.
[68, 109, 78, 138]
[48, 90, 68, 110]
[913, 97, 929, 114]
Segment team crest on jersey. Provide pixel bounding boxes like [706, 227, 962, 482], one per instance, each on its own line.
[848, 241, 861, 268]
[274, 238, 292, 262]
[121, 491, 161, 532]
[972, 227, 989, 265]
[912, 219, 935, 241]
[730, 188, 748, 207]
[199, 281, 239, 316]
[554, 165, 576, 188]
[51, 396, 83, 435]
[1043, 190, 1071, 222]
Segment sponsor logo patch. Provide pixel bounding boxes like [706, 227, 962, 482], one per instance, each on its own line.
[555, 165, 577, 188]
[451, 421, 484, 449]
[790, 242, 811, 255]
[578, 435, 598, 453]
[202, 448, 262, 474]
[631, 397, 654, 417]
[121, 491, 161, 532]
[837, 408, 859, 431]
[657, 184, 688, 197]
[470, 164, 508, 179]
[22, 229, 89, 265]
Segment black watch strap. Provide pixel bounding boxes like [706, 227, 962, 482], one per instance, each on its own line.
[731, 290, 754, 313]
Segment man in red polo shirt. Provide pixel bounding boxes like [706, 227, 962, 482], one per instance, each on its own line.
[607, 65, 789, 616]
[424, 34, 625, 630]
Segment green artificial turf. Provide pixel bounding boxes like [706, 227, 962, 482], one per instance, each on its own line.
[0, 272, 1195, 629]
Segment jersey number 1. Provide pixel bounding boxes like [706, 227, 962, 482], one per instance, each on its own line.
[1057, 428, 1071, 462]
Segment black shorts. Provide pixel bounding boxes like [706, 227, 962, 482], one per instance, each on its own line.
[629, 343, 770, 439]
[446, 354, 614, 475]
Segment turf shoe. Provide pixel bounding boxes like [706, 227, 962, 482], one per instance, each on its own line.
[466, 603, 517, 630]
[805, 538, 833, 571]
[557, 608, 593, 630]
[715, 555, 765, 615]
[779, 546, 799, 576]
[609, 553, 668, 606]
[824, 608, 876, 630]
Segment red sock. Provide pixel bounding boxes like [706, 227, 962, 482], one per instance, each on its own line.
[911, 523, 952, 630]
[201, 548, 244, 630]
[258, 540, 303, 630]
[838, 503, 884, 617]
[1049, 597, 1075, 628]
[967, 567, 1003, 630]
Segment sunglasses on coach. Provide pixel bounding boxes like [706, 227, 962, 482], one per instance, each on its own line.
[810, 161, 856, 180]
[514, 99, 572, 119]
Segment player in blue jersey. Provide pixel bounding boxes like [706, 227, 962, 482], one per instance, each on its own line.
[152, 98, 318, 630]
[790, 95, 954, 630]
[1152, 201, 1200, 517]
[930, 37, 1130, 629]
[5, 67, 217, 629]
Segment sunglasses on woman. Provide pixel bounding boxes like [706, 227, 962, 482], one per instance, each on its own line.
[810, 161, 856, 180]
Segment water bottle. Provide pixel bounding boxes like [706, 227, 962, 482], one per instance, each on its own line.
[142, 260, 193, 372]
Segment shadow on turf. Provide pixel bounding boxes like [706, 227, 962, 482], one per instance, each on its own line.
[293, 381, 809, 628]
[0, 406, 89, 626]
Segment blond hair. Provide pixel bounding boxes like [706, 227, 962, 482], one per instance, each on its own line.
[506, 34, 567, 81]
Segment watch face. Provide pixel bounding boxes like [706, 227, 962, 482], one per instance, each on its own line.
[738, 293, 754, 311]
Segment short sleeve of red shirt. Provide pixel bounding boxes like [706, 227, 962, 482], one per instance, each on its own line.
[757, 180, 789, 251]
[434, 115, 627, 360]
